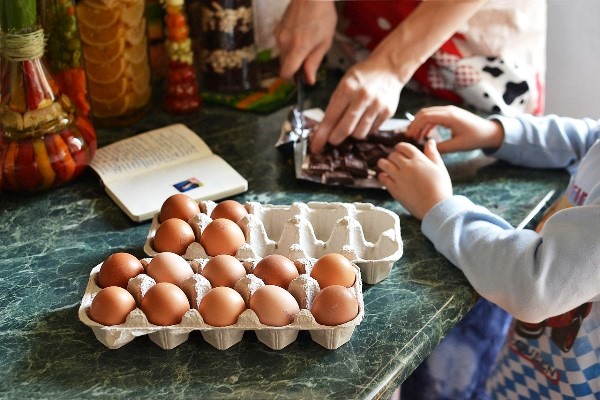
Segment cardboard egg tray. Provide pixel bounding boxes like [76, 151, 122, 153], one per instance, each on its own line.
[78, 257, 364, 350]
[144, 201, 403, 285]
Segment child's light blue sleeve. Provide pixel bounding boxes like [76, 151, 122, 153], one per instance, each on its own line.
[489, 115, 600, 172]
[422, 195, 600, 324]
[421, 115, 600, 323]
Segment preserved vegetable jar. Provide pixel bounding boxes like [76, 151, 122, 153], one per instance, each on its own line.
[0, 0, 97, 192]
[200, 0, 260, 93]
[76, 0, 152, 127]
[163, 0, 201, 113]
[43, 0, 91, 118]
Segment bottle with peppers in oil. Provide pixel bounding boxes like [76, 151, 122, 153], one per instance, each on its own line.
[162, 0, 201, 113]
[43, 0, 91, 118]
[0, 0, 97, 192]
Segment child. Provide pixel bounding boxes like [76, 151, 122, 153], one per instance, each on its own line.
[378, 105, 600, 398]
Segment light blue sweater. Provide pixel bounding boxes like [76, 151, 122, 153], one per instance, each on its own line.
[421, 114, 600, 397]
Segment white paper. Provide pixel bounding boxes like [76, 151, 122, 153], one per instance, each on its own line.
[90, 124, 248, 222]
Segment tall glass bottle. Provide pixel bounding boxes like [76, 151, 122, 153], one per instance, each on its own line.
[76, 0, 152, 127]
[0, 0, 97, 192]
[163, 0, 201, 113]
[44, 0, 91, 118]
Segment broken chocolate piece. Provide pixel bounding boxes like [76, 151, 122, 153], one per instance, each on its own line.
[322, 171, 355, 185]
[341, 156, 369, 178]
[369, 130, 402, 146]
[361, 144, 389, 166]
[307, 159, 331, 175]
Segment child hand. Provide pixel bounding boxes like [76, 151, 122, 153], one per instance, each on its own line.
[378, 139, 452, 220]
[405, 106, 504, 154]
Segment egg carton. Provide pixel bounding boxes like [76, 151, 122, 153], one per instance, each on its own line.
[78, 257, 364, 350]
[144, 201, 403, 284]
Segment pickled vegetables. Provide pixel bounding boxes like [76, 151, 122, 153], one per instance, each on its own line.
[163, 0, 201, 113]
[0, 0, 97, 192]
[45, 0, 91, 116]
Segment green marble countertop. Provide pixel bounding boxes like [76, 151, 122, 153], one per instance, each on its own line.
[0, 75, 569, 399]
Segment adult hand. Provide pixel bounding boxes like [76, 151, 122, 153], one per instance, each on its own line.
[378, 140, 453, 220]
[309, 56, 404, 153]
[275, 0, 337, 85]
[405, 106, 505, 154]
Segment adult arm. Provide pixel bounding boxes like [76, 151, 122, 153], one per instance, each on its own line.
[311, 0, 489, 152]
[275, 0, 337, 85]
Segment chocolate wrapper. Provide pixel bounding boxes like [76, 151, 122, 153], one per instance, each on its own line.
[282, 108, 447, 189]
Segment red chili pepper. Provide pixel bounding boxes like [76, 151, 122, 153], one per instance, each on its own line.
[74, 116, 97, 159]
[9, 63, 27, 113]
[44, 134, 70, 184]
[22, 60, 45, 110]
[15, 140, 43, 191]
[60, 129, 88, 177]
[55, 68, 91, 116]
[51, 133, 76, 182]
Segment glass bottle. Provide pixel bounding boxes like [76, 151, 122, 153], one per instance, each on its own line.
[43, 0, 90, 118]
[76, 0, 152, 127]
[200, 0, 260, 93]
[0, 0, 97, 192]
[163, 0, 201, 113]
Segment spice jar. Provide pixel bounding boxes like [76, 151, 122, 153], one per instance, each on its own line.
[163, 0, 201, 113]
[0, 0, 97, 192]
[200, 0, 260, 93]
[76, 0, 152, 127]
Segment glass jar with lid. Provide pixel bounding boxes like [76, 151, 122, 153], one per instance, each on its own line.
[76, 0, 152, 126]
[200, 0, 260, 93]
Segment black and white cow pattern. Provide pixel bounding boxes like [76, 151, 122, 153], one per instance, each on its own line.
[326, 35, 535, 117]
[436, 55, 532, 116]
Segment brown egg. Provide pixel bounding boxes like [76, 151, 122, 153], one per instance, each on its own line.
[250, 285, 300, 326]
[89, 286, 137, 326]
[253, 254, 299, 289]
[146, 252, 194, 286]
[200, 218, 246, 256]
[210, 200, 248, 222]
[97, 252, 144, 288]
[141, 282, 190, 326]
[153, 218, 196, 255]
[311, 285, 359, 326]
[310, 253, 356, 288]
[202, 254, 246, 288]
[199, 286, 246, 327]
[159, 193, 201, 223]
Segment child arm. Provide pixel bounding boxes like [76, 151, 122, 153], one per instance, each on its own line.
[487, 114, 600, 170]
[422, 194, 600, 323]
